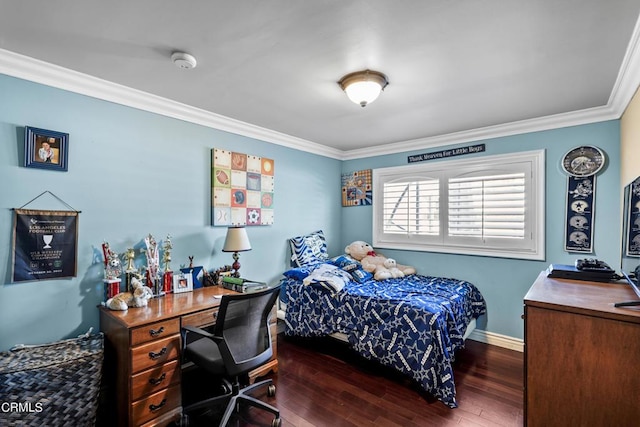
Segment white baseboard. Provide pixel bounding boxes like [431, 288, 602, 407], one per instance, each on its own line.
[467, 329, 524, 352]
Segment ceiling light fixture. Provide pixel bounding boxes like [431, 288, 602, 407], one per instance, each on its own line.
[338, 69, 389, 107]
[171, 51, 197, 70]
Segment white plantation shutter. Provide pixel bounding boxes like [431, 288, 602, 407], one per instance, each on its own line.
[382, 178, 439, 236]
[372, 150, 545, 260]
[448, 173, 525, 239]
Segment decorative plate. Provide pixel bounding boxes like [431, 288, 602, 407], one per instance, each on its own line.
[561, 146, 605, 177]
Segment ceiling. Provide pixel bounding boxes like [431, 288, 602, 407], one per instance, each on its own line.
[1, 1, 640, 157]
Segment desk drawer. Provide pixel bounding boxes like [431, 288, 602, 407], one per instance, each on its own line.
[182, 307, 219, 329]
[131, 335, 180, 374]
[131, 384, 181, 426]
[131, 359, 181, 401]
[131, 319, 180, 346]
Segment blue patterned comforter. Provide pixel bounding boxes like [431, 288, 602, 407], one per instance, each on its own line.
[282, 274, 486, 408]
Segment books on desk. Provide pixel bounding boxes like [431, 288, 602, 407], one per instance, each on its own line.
[222, 276, 268, 293]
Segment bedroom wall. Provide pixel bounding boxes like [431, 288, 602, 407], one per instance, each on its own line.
[341, 121, 622, 342]
[0, 74, 342, 351]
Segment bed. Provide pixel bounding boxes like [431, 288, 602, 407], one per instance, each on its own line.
[276, 231, 487, 408]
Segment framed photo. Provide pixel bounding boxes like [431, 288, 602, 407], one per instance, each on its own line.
[173, 271, 193, 293]
[24, 126, 69, 171]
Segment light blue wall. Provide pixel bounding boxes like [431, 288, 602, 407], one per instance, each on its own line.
[0, 72, 623, 348]
[342, 121, 621, 340]
[0, 74, 342, 351]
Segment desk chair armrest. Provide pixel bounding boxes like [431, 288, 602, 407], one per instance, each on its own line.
[181, 325, 223, 352]
[182, 325, 215, 339]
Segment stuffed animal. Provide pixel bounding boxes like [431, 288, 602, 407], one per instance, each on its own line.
[344, 240, 416, 280]
[106, 276, 153, 310]
[383, 258, 405, 279]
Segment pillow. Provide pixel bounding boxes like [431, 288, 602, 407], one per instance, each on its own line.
[302, 263, 351, 293]
[282, 264, 319, 281]
[289, 230, 329, 267]
[330, 255, 373, 283]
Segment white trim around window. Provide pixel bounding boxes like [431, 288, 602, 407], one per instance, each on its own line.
[372, 150, 545, 260]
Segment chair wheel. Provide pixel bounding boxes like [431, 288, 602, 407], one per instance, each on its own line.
[267, 384, 276, 397]
[271, 417, 282, 427]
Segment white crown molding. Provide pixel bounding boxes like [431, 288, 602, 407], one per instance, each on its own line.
[0, 48, 344, 160]
[467, 329, 524, 353]
[341, 105, 618, 160]
[1, 10, 639, 163]
[343, 13, 640, 160]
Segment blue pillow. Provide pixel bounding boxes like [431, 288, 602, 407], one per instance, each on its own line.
[283, 264, 318, 280]
[289, 230, 329, 267]
[330, 255, 372, 283]
[349, 268, 373, 283]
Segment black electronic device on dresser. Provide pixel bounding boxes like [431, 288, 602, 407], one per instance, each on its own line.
[546, 258, 616, 282]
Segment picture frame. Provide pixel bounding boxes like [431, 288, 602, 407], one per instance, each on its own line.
[24, 126, 69, 171]
[173, 271, 193, 293]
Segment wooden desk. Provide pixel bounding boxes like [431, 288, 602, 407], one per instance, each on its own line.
[99, 286, 278, 427]
[523, 273, 640, 427]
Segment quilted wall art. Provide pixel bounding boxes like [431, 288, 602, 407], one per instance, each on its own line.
[211, 148, 274, 226]
[341, 169, 372, 207]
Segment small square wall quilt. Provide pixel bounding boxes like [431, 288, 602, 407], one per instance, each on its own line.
[211, 148, 274, 226]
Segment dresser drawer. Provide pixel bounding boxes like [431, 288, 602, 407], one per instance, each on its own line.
[131, 359, 181, 401]
[131, 335, 180, 374]
[182, 307, 218, 329]
[131, 319, 180, 346]
[131, 384, 181, 426]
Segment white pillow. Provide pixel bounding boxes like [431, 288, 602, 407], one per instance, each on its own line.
[302, 263, 351, 292]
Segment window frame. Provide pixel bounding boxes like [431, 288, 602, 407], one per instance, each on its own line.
[372, 150, 545, 260]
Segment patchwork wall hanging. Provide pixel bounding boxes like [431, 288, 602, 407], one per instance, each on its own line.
[341, 169, 372, 207]
[561, 146, 605, 253]
[211, 149, 274, 226]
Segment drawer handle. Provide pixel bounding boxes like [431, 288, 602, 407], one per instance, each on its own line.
[149, 326, 165, 337]
[149, 347, 167, 360]
[149, 398, 166, 412]
[148, 373, 166, 386]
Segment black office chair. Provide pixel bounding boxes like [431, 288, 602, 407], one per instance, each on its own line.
[181, 285, 281, 427]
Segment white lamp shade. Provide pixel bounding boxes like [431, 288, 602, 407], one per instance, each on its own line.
[222, 227, 252, 252]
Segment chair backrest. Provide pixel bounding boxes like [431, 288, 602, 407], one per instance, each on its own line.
[214, 285, 280, 377]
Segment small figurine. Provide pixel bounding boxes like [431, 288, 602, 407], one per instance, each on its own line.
[105, 275, 153, 311]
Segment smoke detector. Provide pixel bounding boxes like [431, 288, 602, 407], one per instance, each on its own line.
[171, 52, 197, 70]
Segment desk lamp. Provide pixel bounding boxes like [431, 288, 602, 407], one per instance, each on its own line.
[222, 226, 252, 277]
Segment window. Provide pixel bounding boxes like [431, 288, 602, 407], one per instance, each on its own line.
[373, 150, 545, 260]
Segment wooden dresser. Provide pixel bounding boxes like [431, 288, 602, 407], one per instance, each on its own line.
[524, 273, 640, 427]
[99, 286, 278, 427]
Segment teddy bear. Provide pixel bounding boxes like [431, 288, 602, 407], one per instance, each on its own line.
[383, 258, 405, 279]
[344, 240, 416, 281]
[106, 276, 154, 310]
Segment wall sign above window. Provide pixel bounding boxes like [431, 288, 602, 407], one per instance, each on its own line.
[407, 144, 485, 164]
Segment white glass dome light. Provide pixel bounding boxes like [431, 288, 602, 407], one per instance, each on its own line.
[338, 70, 389, 107]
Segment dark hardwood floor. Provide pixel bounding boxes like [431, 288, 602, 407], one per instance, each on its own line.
[182, 333, 524, 427]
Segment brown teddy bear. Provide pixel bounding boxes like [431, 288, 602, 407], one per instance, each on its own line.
[344, 240, 416, 280]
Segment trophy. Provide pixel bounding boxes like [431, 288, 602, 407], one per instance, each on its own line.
[124, 247, 137, 292]
[144, 234, 162, 296]
[162, 235, 173, 294]
[102, 241, 122, 301]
